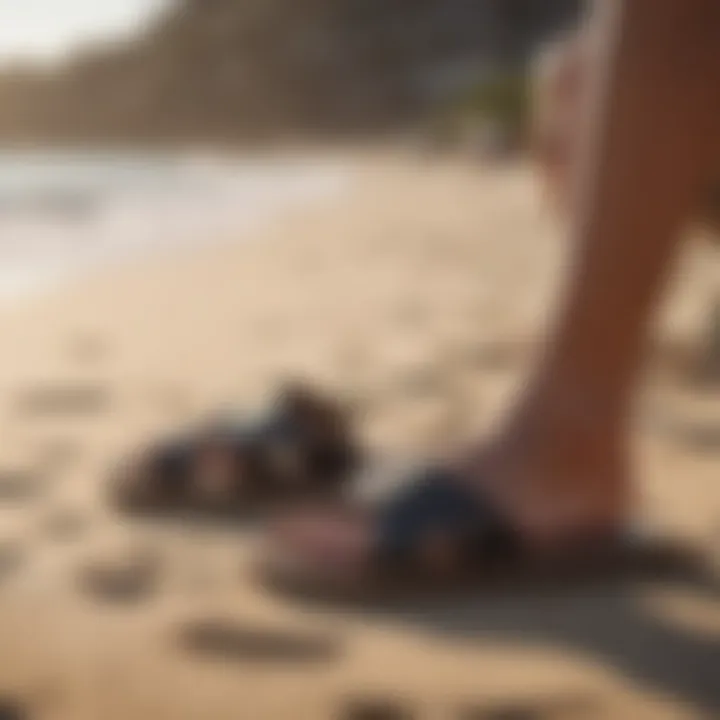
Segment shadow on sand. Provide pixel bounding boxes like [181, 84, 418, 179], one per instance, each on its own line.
[177, 617, 343, 665]
[270, 572, 720, 716]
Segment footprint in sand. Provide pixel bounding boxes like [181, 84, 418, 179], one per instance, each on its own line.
[40, 506, 88, 543]
[15, 384, 110, 417]
[176, 618, 342, 665]
[456, 693, 600, 720]
[0, 469, 47, 503]
[457, 706, 543, 720]
[0, 541, 26, 584]
[337, 696, 415, 720]
[649, 415, 720, 455]
[76, 543, 162, 604]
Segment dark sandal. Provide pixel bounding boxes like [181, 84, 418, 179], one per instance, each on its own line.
[110, 385, 360, 519]
[259, 467, 707, 602]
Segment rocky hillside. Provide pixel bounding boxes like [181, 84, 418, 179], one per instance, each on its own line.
[0, 0, 584, 143]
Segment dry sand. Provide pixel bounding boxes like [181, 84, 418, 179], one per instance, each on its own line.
[0, 153, 717, 719]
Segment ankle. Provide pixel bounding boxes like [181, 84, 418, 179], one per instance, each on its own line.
[467, 379, 633, 541]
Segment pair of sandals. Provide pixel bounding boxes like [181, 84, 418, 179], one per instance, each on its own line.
[110, 385, 704, 602]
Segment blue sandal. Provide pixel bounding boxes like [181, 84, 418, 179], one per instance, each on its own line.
[260, 466, 703, 601]
[110, 385, 360, 519]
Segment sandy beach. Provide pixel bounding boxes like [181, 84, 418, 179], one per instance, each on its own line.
[0, 153, 717, 719]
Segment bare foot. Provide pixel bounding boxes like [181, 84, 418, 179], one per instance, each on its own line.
[462, 380, 633, 548]
[262, 380, 634, 594]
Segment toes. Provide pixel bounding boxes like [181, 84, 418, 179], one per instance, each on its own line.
[265, 508, 372, 582]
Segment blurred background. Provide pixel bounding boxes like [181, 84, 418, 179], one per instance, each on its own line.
[0, 2, 717, 719]
[0, 0, 584, 141]
[0, 0, 588, 296]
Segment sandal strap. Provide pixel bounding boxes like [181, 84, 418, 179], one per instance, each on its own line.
[148, 394, 356, 496]
[150, 439, 193, 492]
[374, 468, 519, 576]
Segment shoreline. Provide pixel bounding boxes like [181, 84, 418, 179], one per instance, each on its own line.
[0, 154, 716, 719]
[0, 149, 355, 303]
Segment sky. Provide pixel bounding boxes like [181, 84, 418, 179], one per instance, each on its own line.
[0, 0, 171, 63]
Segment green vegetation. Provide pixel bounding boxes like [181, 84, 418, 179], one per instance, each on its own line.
[451, 72, 530, 136]
[427, 72, 530, 151]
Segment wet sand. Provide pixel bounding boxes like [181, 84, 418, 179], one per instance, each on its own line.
[0, 154, 717, 719]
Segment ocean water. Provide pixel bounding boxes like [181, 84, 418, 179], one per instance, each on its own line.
[0, 150, 350, 299]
